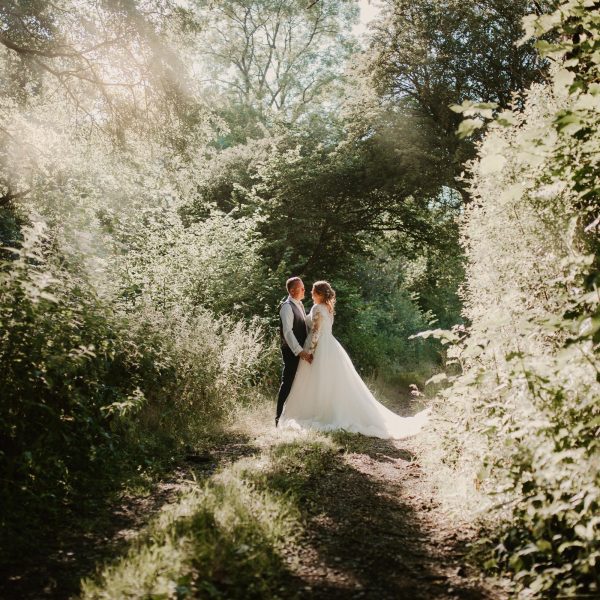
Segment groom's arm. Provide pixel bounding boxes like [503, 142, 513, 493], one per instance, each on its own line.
[280, 303, 303, 356]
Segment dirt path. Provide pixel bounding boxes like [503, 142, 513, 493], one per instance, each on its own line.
[278, 433, 505, 599]
[3, 399, 508, 599]
[229, 391, 508, 600]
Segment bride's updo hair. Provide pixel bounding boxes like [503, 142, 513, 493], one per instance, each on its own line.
[313, 280, 336, 313]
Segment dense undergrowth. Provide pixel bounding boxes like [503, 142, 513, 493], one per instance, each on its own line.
[0, 219, 272, 557]
[420, 3, 599, 597]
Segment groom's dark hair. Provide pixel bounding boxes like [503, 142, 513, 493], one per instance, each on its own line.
[286, 277, 302, 293]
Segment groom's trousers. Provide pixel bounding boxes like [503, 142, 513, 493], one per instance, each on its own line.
[276, 347, 300, 424]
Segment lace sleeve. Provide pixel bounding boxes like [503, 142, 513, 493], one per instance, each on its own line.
[308, 308, 322, 355]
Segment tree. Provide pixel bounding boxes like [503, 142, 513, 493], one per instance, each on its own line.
[367, 0, 550, 196]
[194, 0, 358, 138]
[0, 0, 201, 128]
[248, 121, 449, 282]
[0, 0, 215, 221]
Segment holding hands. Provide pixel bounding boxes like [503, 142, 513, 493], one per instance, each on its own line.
[299, 350, 313, 364]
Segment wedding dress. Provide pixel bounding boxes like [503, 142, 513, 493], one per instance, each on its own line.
[279, 303, 429, 439]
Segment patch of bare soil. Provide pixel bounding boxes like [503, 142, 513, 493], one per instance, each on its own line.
[280, 434, 507, 600]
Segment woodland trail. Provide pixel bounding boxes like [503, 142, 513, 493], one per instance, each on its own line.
[261, 388, 509, 600]
[2, 394, 508, 600]
[274, 434, 502, 600]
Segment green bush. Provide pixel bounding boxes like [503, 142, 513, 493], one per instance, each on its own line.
[0, 223, 150, 523]
[0, 220, 274, 556]
[331, 242, 446, 377]
[427, 2, 600, 597]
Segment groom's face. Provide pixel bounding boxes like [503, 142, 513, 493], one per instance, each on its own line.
[291, 281, 305, 300]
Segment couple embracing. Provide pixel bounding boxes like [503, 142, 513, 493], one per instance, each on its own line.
[275, 277, 429, 439]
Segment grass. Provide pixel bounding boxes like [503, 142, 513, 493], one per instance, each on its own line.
[45, 378, 497, 599]
[81, 471, 300, 599]
[80, 416, 342, 599]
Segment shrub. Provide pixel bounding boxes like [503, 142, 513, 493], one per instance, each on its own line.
[0, 219, 275, 557]
[424, 2, 600, 597]
[0, 222, 148, 526]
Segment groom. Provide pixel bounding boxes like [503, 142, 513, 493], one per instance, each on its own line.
[275, 276, 313, 427]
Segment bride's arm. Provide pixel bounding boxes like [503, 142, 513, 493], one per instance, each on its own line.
[305, 309, 312, 329]
[308, 309, 322, 356]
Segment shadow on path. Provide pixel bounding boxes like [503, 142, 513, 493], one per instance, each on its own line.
[265, 435, 501, 600]
[0, 433, 259, 600]
[1, 420, 504, 600]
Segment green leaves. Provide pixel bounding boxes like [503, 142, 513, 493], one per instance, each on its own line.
[451, 101, 498, 119]
[553, 68, 576, 92]
[451, 101, 499, 138]
[555, 111, 585, 135]
[434, 3, 600, 598]
[457, 118, 485, 139]
[100, 388, 146, 418]
[479, 153, 507, 174]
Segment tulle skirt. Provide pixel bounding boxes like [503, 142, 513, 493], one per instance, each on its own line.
[279, 332, 429, 439]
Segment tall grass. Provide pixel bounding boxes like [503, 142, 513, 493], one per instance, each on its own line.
[81, 465, 301, 599]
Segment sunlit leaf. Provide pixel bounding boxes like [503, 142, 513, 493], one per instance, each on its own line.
[457, 118, 484, 138]
[479, 153, 507, 174]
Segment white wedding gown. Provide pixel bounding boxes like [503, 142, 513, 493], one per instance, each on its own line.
[279, 304, 430, 439]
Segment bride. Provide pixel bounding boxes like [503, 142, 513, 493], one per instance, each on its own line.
[279, 281, 430, 439]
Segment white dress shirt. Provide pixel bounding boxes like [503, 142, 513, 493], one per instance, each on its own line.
[280, 296, 312, 356]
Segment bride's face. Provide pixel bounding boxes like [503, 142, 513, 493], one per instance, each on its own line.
[312, 288, 324, 304]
